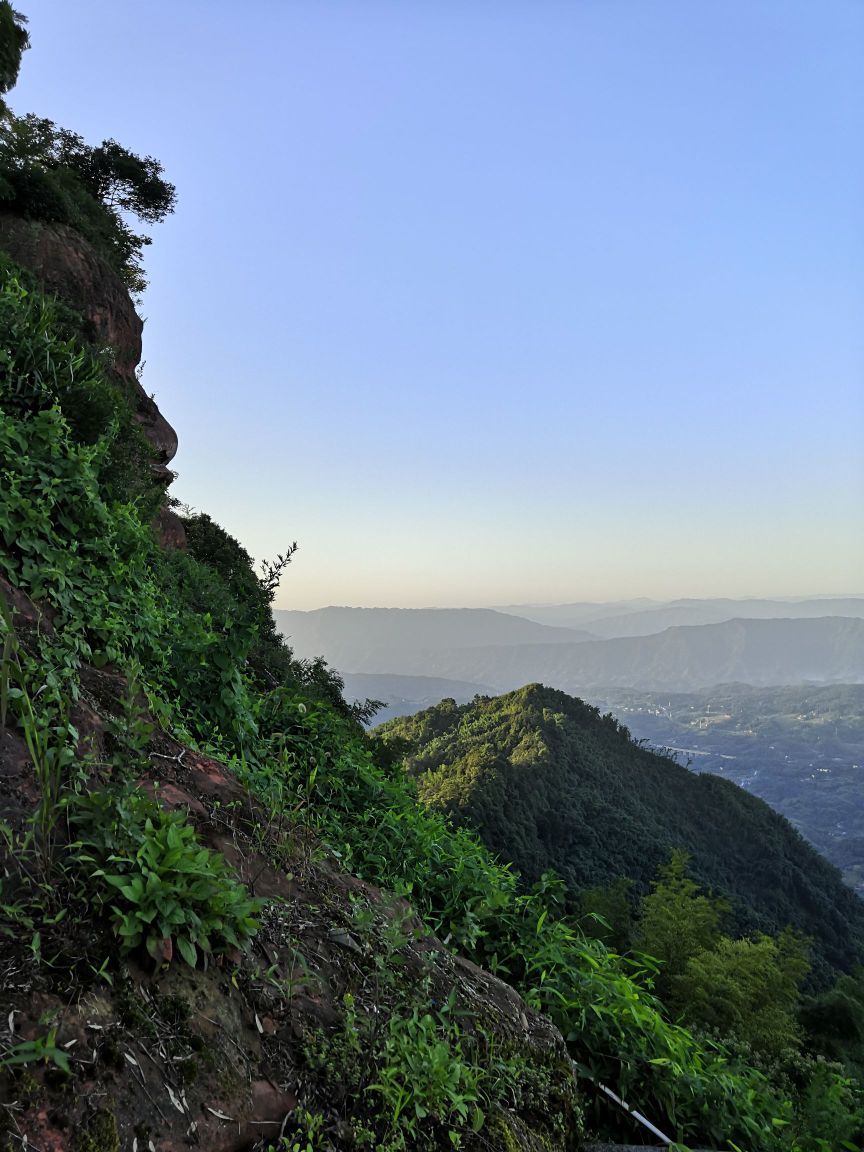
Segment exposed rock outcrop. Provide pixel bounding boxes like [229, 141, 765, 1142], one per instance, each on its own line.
[0, 212, 184, 546]
[0, 212, 144, 377]
[154, 504, 189, 551]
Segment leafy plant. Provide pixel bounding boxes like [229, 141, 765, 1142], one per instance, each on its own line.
[267, 1109, 327, 1152]
[71, 788, 262, 966]
[367, 1001, 482, 1147]
[0, 586, 76, 872]
[1, 1027, 71, 1074]
[302, 981, 488, 1152]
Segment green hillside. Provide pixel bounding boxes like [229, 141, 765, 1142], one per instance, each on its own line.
[2, 6, 864, 1149]
[378, 684, 864, 976]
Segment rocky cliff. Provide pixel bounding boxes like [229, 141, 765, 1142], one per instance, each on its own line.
[0, 211, 185, 544]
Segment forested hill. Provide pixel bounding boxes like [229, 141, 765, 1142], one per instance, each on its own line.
[377, 684, 864, 975]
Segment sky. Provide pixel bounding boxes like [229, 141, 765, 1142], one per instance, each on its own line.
[11, 1, 864, 609]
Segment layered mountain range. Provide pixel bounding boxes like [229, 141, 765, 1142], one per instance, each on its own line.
[277, 602, 864, 898]
[275, 604, 864, 691]
[496, 596, 864, 636]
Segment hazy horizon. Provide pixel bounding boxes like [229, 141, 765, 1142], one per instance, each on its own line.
[273, 577, 864, 614]
[16, 1, 864, 611]
[281, 593, 864, 613]
[277, 582, 864, 613]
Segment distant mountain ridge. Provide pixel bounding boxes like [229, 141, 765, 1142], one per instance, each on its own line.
[274, 606, 594, 671]
[423, 616, 864, 691]
[342, 672, 496, 723]
[577, 598, 864, 639]
[285, 612, 864, 691]
[497, 596, 864, 636]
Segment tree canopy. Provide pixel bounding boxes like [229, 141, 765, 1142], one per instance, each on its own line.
[635, 848, 727, 985]
[0, 2, 28, 99]
[0, 14, 174, 292]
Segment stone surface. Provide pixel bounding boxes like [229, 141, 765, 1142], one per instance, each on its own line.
[154, 504, 187, 550]
[0, 212, 179, 469]
[135, 379, 179, 464]
[0, 212, 143, 378]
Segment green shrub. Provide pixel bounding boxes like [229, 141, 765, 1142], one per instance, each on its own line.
[0, 2, 29, 101]
[70, 787, 261, 965]
[0, 110, 175, 292]
[0, 271, 159, 508]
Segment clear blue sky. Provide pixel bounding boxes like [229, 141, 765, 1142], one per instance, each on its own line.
[13, 1, 864, 608]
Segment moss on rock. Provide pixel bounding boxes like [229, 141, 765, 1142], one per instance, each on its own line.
[74, 1109, 120, 1152]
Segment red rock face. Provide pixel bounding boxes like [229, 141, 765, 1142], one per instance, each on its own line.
[135, 383, 179, 466]
[0, 212, 144, 378]
[0, 212, 179, 466]
[0, 212, 185, 544]
[154, 505, 188, 551]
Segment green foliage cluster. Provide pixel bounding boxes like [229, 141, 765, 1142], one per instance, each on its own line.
[0, 32, 175, 292]
[1, 227, 859, 1148]
[304, 988, 486, 1151]
[379, 686, 864, 976]
[635, 849, 730, 987]
[802, 968, 864, 1077]
[631, 854, 864, 1147]
[680, 933, 807, 1056]
[0, 2, 27, 103]
[0, 268, 159, 506]
[0, 588, 75, 870]
[0, 587, 261, 971]
[295, 899, 580, 1151]
[369, 1003, 481, 1140]
[71, 787, 261, 965]
[267, 1109, 327, 1152]
[0, 396, 162, 673]
[636, 855, 810, 1060]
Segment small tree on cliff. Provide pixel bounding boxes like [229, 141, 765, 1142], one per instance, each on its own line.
[0, 7, 175, 292]
[31, 125, 177, 223]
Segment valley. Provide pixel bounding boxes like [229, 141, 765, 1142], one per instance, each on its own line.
[282, 602, 864, 898]
[590, 684, 864, 895]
